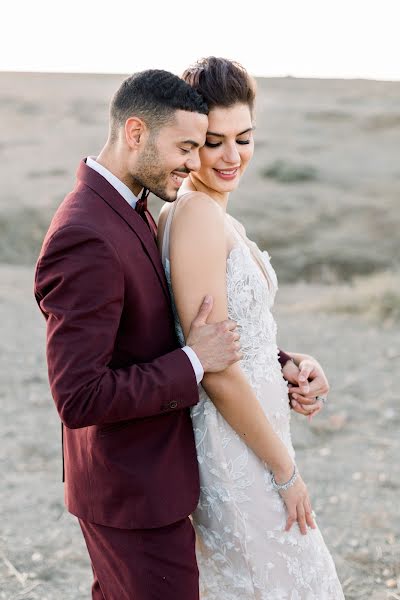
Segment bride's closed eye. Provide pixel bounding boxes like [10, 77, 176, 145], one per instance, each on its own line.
[205, 138, 252, 148]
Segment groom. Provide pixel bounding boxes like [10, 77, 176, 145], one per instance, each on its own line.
[35, 70, 328, 599]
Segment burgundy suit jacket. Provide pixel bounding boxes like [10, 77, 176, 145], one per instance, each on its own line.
[34, 160, 200, 529]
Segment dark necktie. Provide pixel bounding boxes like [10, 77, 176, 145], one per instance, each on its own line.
[135, 188, 158, 240]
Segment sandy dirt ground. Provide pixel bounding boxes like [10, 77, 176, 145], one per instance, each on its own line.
[0, 72, 399, 599]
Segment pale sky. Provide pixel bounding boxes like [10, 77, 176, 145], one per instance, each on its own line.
[1, 0, 399, 80]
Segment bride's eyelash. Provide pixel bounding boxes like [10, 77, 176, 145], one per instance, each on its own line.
[205, 140, 251, 148]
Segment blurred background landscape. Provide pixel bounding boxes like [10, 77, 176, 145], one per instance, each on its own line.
[2, 72, 400, 318]
[0, 71, 399, 599]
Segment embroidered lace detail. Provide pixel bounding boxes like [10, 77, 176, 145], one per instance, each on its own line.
[162, 211, 344, 599]
[226, 245, 280, 386]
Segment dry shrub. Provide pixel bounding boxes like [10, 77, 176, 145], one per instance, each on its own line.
[261, 159, 318, 183]
[0, 208, 51, 264]
[315, 272, 400, 322]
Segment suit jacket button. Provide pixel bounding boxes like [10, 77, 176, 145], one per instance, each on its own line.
[169, 401, 178, 409]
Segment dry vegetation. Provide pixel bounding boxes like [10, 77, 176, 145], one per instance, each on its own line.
[280, 271, 400, 324]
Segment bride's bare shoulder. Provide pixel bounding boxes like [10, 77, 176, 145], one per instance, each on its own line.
[175, 191, 224, 225]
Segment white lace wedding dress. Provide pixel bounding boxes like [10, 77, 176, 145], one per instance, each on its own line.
[161, 198, 344, 600]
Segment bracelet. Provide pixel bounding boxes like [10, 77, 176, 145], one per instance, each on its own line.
[271, 464, 298, 491]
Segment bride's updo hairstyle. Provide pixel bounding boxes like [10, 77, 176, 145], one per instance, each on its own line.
[181, 57, 256, 118]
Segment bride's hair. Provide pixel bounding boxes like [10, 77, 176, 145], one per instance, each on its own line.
[181, 57, 256, 117]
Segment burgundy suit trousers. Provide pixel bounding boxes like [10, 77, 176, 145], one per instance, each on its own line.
[79, 517, 199, 600]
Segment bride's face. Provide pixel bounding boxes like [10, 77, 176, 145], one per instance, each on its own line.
[191, 103, 254, 194]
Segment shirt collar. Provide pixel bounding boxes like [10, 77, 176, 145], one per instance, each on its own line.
[86, 156, 139, 209]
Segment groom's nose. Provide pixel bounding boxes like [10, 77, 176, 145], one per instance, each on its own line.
[185, 152, 201, 173]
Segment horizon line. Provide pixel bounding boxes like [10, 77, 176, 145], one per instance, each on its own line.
[1, 68, 400, 84]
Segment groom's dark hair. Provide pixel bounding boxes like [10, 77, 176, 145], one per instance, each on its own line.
[109, 70, 208, 141]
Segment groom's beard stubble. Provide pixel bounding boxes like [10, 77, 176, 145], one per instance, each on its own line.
[133, 140, 176, 203]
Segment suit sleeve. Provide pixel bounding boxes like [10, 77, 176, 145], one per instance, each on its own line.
[34, 225, 198, 429]
[278, 350, 292, 368]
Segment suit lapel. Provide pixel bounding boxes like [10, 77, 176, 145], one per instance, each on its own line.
[77, 159, 170, 302]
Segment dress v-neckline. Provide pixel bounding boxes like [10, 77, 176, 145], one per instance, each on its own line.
[225, 214, 273, 290]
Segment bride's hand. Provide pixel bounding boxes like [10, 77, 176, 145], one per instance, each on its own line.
[277, 474, 316, 535]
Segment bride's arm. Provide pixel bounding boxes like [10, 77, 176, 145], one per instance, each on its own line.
[170, 195, 291, 475]
[170, 194, 315, 532]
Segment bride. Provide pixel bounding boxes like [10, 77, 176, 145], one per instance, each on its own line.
[158, 57, 344, 599]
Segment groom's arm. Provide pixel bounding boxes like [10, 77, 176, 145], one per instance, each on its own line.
[34, 224, 199, 430]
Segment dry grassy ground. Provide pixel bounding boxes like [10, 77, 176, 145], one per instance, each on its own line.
[0, 72, 399, 599]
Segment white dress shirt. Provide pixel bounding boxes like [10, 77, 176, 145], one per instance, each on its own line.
[86, 157, 204, 384]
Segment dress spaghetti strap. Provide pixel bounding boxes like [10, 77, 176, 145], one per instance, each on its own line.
[161, 199, 179, 266]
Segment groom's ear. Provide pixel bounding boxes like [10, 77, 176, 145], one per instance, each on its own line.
[125, 117, 147, 150]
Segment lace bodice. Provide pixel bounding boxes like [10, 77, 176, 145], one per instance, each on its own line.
[225, 241, 281, 388]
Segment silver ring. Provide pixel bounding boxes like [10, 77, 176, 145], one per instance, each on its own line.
[316, 395, 327, 404]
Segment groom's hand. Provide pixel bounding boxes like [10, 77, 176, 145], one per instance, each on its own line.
[283, 358, 329, 417]
[187, 295, 242, 373]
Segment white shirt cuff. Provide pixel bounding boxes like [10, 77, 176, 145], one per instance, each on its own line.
[182, 346, 204, 384]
